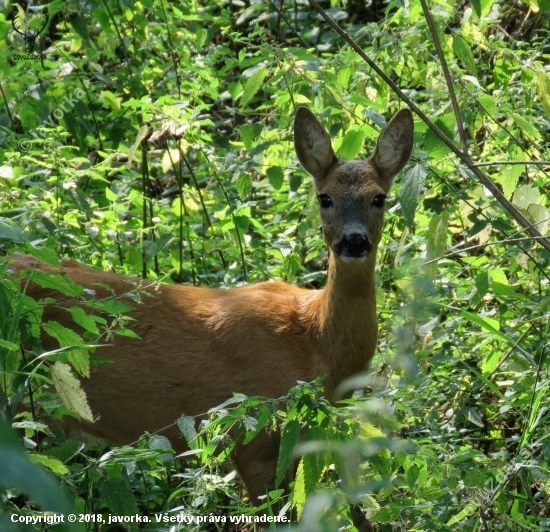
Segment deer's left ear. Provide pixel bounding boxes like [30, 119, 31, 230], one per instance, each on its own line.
[294, 107, 337, 185]
[369, 108, 414, 185]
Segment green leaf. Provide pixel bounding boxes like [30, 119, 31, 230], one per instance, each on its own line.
[195, 27, 207, 49]
[338, 128, 365, 160]
[535, 71, 550, 119]
[50, 362, 93, 422]
[228, 81, 243, 102]
[30, 454, 69, 476]
[0, 219, 26, 242]
[100, 299, 135, 314]
[11, 421, 52, 435]
[419, 486, 448, 500]
[510, 113, 541, 140]
[69, 14, 92, 47]
[283, 253, 301, 282]
[177, 415, 197, 445]
[143, 240, 158, 261]
[24, 246, 60, 267]
[446, 503, 479, 526]
[267, 166, 284, 190]
[470, 0, 482, 17]
[424, 116, 456, 156]
[452, 36, 478, 76]
[482, 346, 505, 374]
[115, 327, 141, 339]
[148, 435, 173, 450]
[480, 0, 495, 16]
[92, 8, 113, 35]
[501, 164, 523, 200]
[128, 125, 151, 166]
[241, 68, 268, 108]
[0, 417, 74, 516]
[292, 459, 307, 518]
[398, 163, 427, 228]
[337, 65, 354, 89]
[289, 174, 302, 192]
[240, 124, 254, 150]
[100, 91, 122, 111]
[234, 173, 253, 200]
[234, 215, 250, 231]
[373, 506, 401, 522]
[43, 321, 90, 377]
[303, 426, 325, 495]
[466, 407, 484, 427]
[453, 308, 536, 365]
[494, 57, 515, 87]
[275, 419, 300, 488]
[528, 204, 550, 235]
[244, 404, 271, 444]
[0, 339, 18, 351]
[425, 213, 448, 281]
[105, 187, 117, 202]
[45, 440, 84, 463]
[512, 184, 539, 209]
[97, 477, 139, 522]
[27, 270, 83, 297]
[70, 306, 100, 335]
[521, 383, 549, 446]
[471, 271, 489, 306]
[148, 435, 173, 464]
[407, 464, 419, 487]
[249, 140, 276, 157]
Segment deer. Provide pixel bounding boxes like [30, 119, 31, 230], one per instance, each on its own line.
[7, 106, 414, 506]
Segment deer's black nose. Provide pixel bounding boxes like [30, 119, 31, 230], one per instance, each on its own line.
[335, 233, 372, 257]
[344, 233, 368, 255]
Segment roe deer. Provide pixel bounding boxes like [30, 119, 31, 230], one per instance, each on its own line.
[8, 106, 414, 504]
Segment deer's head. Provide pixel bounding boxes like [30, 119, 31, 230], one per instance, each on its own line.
[294, 107, 414, 264]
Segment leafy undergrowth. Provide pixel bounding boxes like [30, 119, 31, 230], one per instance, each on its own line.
[1, 0, 550, 530]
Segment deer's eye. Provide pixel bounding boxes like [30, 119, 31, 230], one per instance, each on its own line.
[318, 194, 333, 209]
[372, 194, 386, 208]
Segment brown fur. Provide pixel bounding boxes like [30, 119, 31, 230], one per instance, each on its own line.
[7, 107, 414, 503]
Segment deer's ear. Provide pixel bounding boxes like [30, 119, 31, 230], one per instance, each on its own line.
[369, 108, 414, 185]
[294, 107, 337, 184]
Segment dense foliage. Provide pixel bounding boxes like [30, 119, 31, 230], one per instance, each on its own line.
[1, 0, 549, 530]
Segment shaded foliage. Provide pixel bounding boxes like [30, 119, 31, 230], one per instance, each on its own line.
[0, 0, 549, 530]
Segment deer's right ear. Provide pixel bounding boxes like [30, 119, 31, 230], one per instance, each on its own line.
[294, 107, 336, 183]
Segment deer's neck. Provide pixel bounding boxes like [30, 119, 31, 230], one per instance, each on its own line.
[304, 251, 379, 397]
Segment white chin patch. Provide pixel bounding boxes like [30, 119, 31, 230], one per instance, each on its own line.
[340, 255, 366, 264]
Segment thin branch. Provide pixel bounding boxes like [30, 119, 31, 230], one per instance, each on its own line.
[265, 0, 310, 48]
[101, 0, 131, 74]
[419, 0, 468, 153]
[159, 0, 181, 99]
[166, 142, 196, 284]
[307, 0, 550, 254]
[0, 81, 15, 130]
[141, 144, 149, 279]
[195, 143, 248, 282]
[474, 161, 550, 167]
[425, 234, 550, 266]
[180, 151, 228, 272]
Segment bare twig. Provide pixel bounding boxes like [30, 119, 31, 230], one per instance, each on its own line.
[0, 81, 15, 130]
[307, 0, 550, 254]
[419, 0, 468, 153]
[265, 0, 309, 48]
[474, 160, 550, 167]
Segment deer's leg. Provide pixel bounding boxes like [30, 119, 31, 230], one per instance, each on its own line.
[234, 431, 284, 505]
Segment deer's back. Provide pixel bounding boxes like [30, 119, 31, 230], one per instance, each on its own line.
[11, 255, 325, 447]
